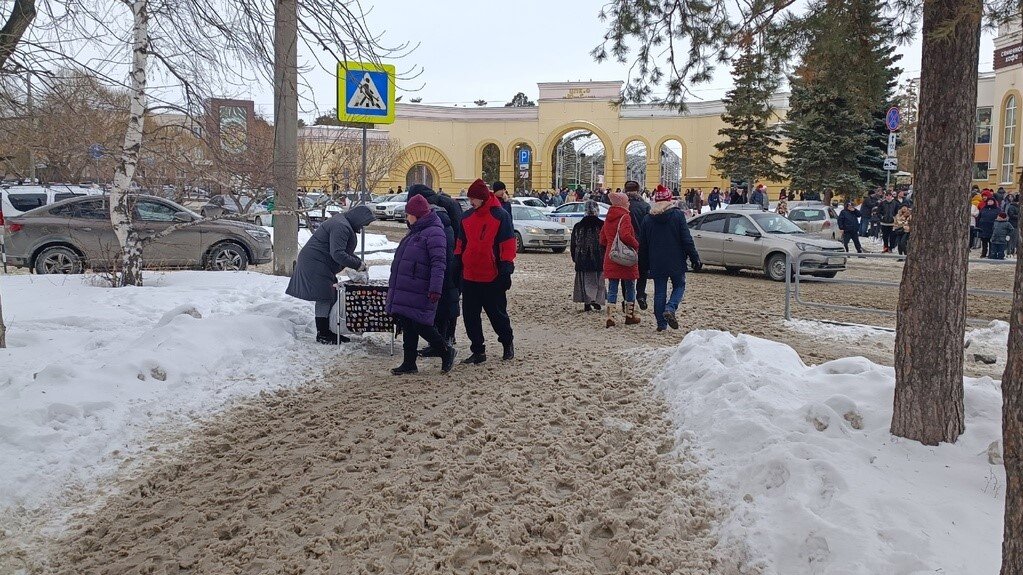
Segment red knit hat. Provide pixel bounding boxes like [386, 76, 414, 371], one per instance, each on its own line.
[406, 194, 431, 219]
[653, 185, 673, 202]
[467, 179, 490, 201]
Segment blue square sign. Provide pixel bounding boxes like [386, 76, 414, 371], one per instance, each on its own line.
[337, 61, 396, 124]
[518, 148, 530, 164]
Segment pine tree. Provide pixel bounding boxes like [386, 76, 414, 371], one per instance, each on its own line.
[783, 0, 902, 199]
[711, 42, 783, 186]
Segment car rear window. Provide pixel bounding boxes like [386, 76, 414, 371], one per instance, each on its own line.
[75, 199, 109, 219]
[698, 215, 728, 233]
[50, 203, 76, 216]
[7, 193, 46, 211]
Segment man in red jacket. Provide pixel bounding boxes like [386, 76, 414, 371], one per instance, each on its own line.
[456, 179, 517, 364]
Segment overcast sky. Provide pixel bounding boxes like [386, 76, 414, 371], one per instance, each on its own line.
[236, 0, 997, 120]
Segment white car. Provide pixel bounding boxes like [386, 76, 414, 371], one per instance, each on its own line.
[509, 196, 554, 214]
[372, 192, 407, 220]
[511, 205, 569, 253]
[546, 201, 610, 228]
[2, 184, 103, 220]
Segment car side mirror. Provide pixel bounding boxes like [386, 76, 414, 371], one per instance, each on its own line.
[745, 230, 762, 238]
[174, 211, 193, 222]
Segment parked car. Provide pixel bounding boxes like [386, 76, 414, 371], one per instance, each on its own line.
[785, 205, 840, 240]
[509, 196, 554, 214]
[3, 195, 273, 274]
[546, 201, 609, 228]
[687, 211, 847, 281]
[2, 184, 103, 221]
[372, 192, 407, 220]
[392, 203, 407, 222]
[200, 194, 272, 226]
[511, 206, 569, 253]
[299, 195, 345, 228]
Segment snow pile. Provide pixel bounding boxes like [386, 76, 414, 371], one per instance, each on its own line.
[263, 227, 398, 253]
[0, 270, 385, 514]
[654, 330, 1005, 574]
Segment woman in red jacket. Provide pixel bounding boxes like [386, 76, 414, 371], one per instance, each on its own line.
[599, 192, 641, 327]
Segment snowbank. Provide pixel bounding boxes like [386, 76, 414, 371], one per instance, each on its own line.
[654, 330, 1005, 574]
[0, 271, 386, 514]
[263, 227, 399, 252]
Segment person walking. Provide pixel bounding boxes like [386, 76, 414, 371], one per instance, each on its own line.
[708, 188, 721, 211]
[286, 206, 375, 345]
[624, 180, 651, 310]
[639, 186, 701, 331]
[1006, 194, 1020, 257]
[492, 181, 513, 220]
[892, 206, 912, 256]
[456, 179, 516, 364]
[977, 197, 1000, 258]
[837, 201, 863, 253]
[570, 200, 607, 312]
[859, 191, 878, 237]
[990, 212, 1015, 260]
[879, 192, 899, 252]
[599, 192, 641, 327]
[407, 184, 463, 350]
[751, 184, 769, 211]
[386, 195, 456, 375]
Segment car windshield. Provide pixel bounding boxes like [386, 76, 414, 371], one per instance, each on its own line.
[513, 206, 546, 220]
[751, 213, 805, 234]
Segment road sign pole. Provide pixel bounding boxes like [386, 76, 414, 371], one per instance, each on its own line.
[361, 125, 367, 263]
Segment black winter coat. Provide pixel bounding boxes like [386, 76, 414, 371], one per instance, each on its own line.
[570, 215, 605, 272]
[880, 200, 900, 224]
[408, 184, 463, 240]
[627, 196, 651, 240]
[837, 208, 860, 233]
[977, 205, 1000, 239]
[285, 206, 376, 302]
[639, 203, 700, 279]
[430, 206, 460, 319]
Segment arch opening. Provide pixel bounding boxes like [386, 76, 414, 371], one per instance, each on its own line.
[513, 143, 534, 193]
[551, 129, 606, 192]
[406, 163, 435, 189]
[659, 139, 684, 193]
[624, 140, 648, 187]
[481, 143, 501, 184]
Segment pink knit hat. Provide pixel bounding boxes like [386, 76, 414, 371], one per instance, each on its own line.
[609, 192, 629, 209]
[653, 185, 673, 202]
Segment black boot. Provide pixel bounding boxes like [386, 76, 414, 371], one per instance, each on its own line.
[591, 302, 602, 311]
[584, 303, 593, 312]
[418, 345, 441, 357]
[441, 345, 456, 373]
[391, 364, 418, 375]
[502, 343, 515, 361]
[462, 352, 487, 365]
[315, 317, 350, 344]
[637, 296, 648, 311]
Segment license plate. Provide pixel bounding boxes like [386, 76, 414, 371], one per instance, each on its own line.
[827, 257, 844, 265]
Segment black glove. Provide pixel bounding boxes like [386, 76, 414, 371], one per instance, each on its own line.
[498, 273, 512, 291]
[497, 261, 515, 276]
[691, 259, 703, 272]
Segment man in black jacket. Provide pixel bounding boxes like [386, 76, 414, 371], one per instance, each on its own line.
[407, 184, 463, 350]
[879, 192, 900, 253]
[624, 180, 652, 310]
[837, 201, 863, 253]
[492, 181, 513, 220]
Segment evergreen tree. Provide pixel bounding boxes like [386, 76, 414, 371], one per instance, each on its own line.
[711, 42, 783, 186]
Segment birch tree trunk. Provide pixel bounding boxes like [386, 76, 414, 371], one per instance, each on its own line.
[271, 0, 299, 276]
[1003, 220, 1023, 573]
[108, 0, 149, 287]
[0, 285, 7, 349]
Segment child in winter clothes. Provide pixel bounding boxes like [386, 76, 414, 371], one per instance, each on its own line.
[989, 213, 1015, 260]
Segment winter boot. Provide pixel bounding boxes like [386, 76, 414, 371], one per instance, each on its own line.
[591, 302, 602, 311]
[637, 295, 648, 311]
[584, 303, 593, 312]
[315, 317, 350, 344]
[606, 307, 616, 328]
[502, 343, 515, 361]
[462, 352, 487, 365]
[663, 310, 680, 330]
[442, 345, 457, 373]
[391, 364, 419, 375]
[625, 302, 641, 325]
[419, 345, 441, 358]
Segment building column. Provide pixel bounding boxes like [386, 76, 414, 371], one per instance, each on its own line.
[498, 162, 514, 190]
[646, 160, 660, 191]
[609, 159, 626, 191]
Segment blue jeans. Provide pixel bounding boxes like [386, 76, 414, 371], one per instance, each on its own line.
[990, 243, 1006, 259]
[859, 215, 868, 236]
[653, 274, 686, 328]
[606, 279, 636, 304]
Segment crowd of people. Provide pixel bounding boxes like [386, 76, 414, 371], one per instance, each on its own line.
[285, 178, 1017, 375]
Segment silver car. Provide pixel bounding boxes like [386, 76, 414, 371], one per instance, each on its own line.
[687, 211, 847, 281]
[786, 205, 839, 240]
[512, 205, 569, 253]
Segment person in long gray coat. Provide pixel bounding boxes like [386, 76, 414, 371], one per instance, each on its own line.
[286, 205, 376, 344]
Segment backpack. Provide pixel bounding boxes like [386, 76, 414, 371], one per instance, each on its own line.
[609, 216, 639, 266]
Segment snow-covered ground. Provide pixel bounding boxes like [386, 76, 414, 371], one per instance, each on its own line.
[263, 227, 399, 254]
[0, 266, 391, 518]
[653, 330, 1006, 574]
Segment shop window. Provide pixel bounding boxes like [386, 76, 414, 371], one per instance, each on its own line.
[1002, 96, 1017, 184]
[976, 107, 992, 144]
[973, 162, 989, 180]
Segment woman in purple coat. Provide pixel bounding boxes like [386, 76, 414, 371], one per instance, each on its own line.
[386, 194, 456, 375]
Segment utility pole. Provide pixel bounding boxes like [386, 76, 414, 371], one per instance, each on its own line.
[272, 0, 299, 276]
[26, 71, 35, 183]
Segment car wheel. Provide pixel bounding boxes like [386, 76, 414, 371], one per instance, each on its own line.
[515, 232, 524, 253]
[764, 253, 789, 282]
[725, 266, 741, 274]
[35, 246, 84, 274]
[551, 247, 567, 254]
[206, 242, 249, 271]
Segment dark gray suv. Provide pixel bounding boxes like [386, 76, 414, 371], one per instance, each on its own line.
[3, 195, 273, 274]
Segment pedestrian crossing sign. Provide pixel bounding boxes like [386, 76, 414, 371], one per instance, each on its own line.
[337, 61, 396, 124]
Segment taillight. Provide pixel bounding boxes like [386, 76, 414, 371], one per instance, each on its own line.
[7, 223, 22, 233]
[822, 220, 832, 228]
[0, 207, 4, 226]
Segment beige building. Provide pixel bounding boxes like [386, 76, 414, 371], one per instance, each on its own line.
[299, 18, 1021, 196]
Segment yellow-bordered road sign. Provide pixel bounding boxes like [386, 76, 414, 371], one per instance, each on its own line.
[337, 61, 396, 125]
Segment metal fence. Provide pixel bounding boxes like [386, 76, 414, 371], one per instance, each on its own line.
[784, 250, 1016, 328]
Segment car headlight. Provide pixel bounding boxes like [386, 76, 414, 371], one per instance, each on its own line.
[526, 227, 543, 234]
[245, 229, 271, 241]
[795, 242, 811, 252]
